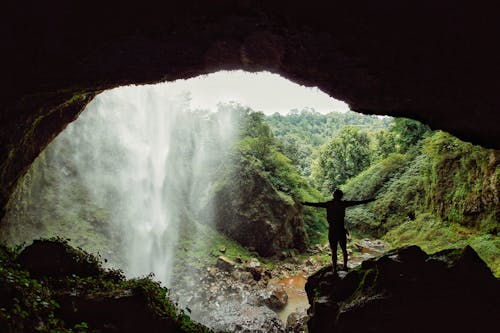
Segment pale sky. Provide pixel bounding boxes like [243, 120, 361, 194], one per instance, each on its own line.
[160, 70, 350, 115]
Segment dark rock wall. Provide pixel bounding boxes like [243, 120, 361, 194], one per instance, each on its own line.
[305, 245, 499, 333]
[1, 1, 499, 219]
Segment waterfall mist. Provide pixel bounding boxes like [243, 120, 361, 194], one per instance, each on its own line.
[2, 84, 239, 287]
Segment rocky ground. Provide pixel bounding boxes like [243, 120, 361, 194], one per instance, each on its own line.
[170, 238, 388, 332]
[305, 245, 499, 333]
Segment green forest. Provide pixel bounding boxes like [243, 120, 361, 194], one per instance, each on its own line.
[269, 109, 498, 275]
[1, 106, 498, 276]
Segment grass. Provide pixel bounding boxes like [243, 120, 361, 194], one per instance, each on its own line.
[383, 213, 500, 277]
[174, 217, 264, 270]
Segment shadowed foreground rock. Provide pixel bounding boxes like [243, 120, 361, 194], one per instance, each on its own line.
[305, 245, 499, 333]
[1, 239, 212, 333]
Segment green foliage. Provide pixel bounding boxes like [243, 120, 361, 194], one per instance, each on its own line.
[125, 276, 211, 333]
[341, 153, 421, 236]
[0, 244, 74, 332]
[421, 131, 499, 231]
[266, 109, 392, 176]
[340, 128, 498, 274]
[219, 106, 326, 246]
[342, 129, 498, 235]
[3, 96, 497, 280]
[312, 126, 372, 194]
[0, 147, 117, 257]
[0, 240, 212, 333]
[390, 118, 431, 153]
[372, 130, 397, 161]
[383, 214, 500, 277]
[173, 213, 258, 271]
[342, 153, 408, 200]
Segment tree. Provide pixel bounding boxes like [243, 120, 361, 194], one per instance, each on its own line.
[390, 118, 431, 153]
[373, 130, 396, 161]
[312, 126, 372, 194]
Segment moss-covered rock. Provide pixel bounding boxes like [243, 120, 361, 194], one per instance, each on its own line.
[0, 239, 212, 333]
[305, 245, 499, 333]
[211, 155, 307, 256]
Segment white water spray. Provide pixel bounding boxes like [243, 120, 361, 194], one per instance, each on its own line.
[13, 85, 238, 286]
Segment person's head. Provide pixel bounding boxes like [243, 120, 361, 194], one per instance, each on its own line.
[332, 189, 343, 201]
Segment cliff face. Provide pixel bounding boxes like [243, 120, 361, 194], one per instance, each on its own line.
[211, 160, 306, 256]
[305, 245, 499, 333]
[1, 1, 499, 220]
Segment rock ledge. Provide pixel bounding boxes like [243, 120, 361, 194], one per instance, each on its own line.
[305, 245, 499, 333]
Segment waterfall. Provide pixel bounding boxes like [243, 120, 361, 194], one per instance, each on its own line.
[4, 84, 238, 287]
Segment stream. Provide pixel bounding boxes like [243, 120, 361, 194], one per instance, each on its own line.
[274, 238, 388, 327]
[171, 238, 389, 332]
[271, 274, 308, 324]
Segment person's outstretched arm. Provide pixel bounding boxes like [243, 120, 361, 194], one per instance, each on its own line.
[344, 198, 376, 207]
[301, 201, 328, 208]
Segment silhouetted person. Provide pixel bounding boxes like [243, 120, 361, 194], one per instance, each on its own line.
[301, 189, 375, 274]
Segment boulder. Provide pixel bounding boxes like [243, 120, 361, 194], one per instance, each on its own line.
[231, 270, 254, 283]
[247, 258, 261, 268]
[16, 239, 102, 278]
[285, 309, 309, 333]
[210, 164, 307, 256]
[262, 285, 288, 310]
[216, 256, 236, 272]
[244, 258, 263, 281]
[56, 291, 178, 333]
[306, 245, 499, 333]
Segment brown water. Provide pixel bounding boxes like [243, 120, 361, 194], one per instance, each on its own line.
[271, 239, 388, 325]
[271, 274, 309, 324]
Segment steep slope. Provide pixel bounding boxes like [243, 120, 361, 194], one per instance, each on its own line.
[342, 131, 499, 274]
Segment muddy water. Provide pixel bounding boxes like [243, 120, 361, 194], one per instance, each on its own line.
[271, 239, 389, 325]
[271, 274, 309, 324]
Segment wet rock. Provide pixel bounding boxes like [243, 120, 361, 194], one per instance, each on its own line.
[279, 251, 289, 260]
[264, 269, 273, 279]
[245, 258, 263, 280]
[262, 285, 288, 310]
[304, 258, 316, 267]
[231, 270, 254, 283]
[247, 257, 261, 268]
[216, 256, 235, 272]
[173, 257, 292, 332]
[201, 300, 285, 333]
[306, 245, 499, 333]
[285, 309, 309, 333]
[206, 266, 218, 277]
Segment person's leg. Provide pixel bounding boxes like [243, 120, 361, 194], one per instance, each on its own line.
[329, 231, 339, 273]
[339, 234, 348, 270]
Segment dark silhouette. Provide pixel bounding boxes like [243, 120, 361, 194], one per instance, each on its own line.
[302, 189, 375, 273]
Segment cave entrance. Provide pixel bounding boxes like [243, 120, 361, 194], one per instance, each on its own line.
[0, 70, 393, 329]
[1, 70, 498, 331]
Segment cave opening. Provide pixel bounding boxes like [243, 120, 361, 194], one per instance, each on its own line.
[1, 71, 360, 328]
[0, 70, 392, 329]
[1, 70, 498, 332]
